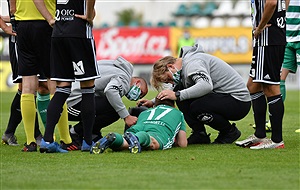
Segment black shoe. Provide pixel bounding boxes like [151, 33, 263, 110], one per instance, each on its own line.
[69, 128, 82, 147]
[22, 142, 37, 152]
[2, 133, 19, 146]
[70, 133, 82, 147]
[187, 131, 211, 144]
[213, 123, 241, 144]
[60, 141, 81, 151]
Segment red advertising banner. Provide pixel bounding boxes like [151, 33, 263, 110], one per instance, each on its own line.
[93, 27, 170, 64]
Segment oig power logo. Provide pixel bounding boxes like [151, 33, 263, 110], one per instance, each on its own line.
[55, 9, 75, 21]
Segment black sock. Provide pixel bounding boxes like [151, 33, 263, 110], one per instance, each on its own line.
[268, 95, 284, 143]
[44, 87, 71, 142]
[5, 90, 22, 135]
[251, 92, 267, 138]
[81, 86, 95, 145]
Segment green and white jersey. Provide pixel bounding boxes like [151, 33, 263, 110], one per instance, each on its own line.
[286, 0, 300, 42]
[129, 105, 186, 150]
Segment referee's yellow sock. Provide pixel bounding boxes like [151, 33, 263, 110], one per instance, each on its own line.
[21, 94, 36, 145]
[57, 103, 72, 144]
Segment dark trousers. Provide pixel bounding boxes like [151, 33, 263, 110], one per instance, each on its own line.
[68, 96, 119, 137]
[176, 93, 251, 133]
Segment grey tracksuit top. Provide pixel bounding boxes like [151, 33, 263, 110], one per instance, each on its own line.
[178, 43, 251, 102]
[67, 56, 133, 119]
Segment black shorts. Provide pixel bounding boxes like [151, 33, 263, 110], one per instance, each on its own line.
[17, 20, 52, 78]
[9, 36, 47, 83]
[250, 45, 285, 84]
[9, 36, 21, 83]
[50, 37, 100, 82]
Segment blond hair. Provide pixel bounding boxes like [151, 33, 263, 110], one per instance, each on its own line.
[151, 56, 176, 90]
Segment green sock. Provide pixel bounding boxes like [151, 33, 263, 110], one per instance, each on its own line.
[280, 80, 286, 102]
[110, 133, 124, 149]
[36, 92, 50, 128]
[135, 131, 150, 147]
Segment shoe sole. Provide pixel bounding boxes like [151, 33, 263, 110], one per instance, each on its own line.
[91, 133, 116, 154]
[40, 142, 68, 153]
[22, 145, 37, 152]
[40, 147, 68, 153]
[2, 140, 19, 146]
[60, 141, 81, 151]
[91, 141, 102, 154]
[250, 143, 285, 149]
[235, 141, 260, 148]
[130, 144, 140, 154]
[66, 145, 80, 151]
[22, 148, 37, 152]
[124, 132, 141, 154]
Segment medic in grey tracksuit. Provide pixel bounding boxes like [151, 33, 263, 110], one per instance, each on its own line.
[67, 56, 142, 141]
[176, 43, 251, 144]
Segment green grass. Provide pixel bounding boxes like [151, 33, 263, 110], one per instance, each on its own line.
[0, 90, 299, 189]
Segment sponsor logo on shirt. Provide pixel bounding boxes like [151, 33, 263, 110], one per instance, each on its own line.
[56, 9, 75, 21]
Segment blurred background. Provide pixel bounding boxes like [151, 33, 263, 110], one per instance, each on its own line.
[1, 0, 299, 91]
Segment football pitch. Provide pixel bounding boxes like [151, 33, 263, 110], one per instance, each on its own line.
[0, 90, 299, 189]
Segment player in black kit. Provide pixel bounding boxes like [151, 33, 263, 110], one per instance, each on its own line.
[236, 0, 287, 149]
[40, 0, 100, 153]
